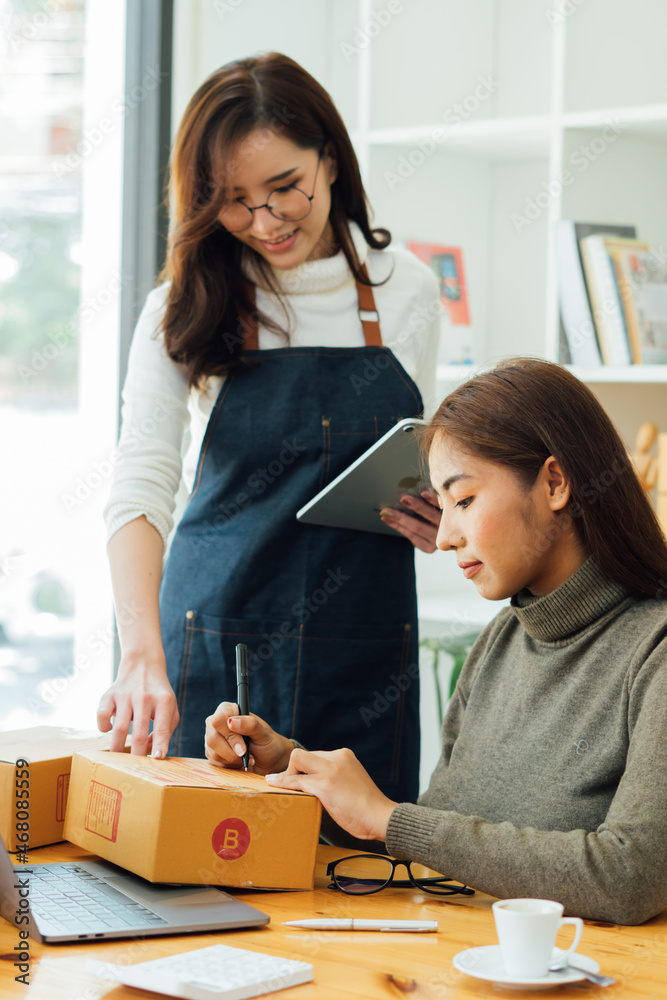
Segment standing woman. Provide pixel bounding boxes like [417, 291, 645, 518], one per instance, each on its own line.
[98, 52, 441, 805]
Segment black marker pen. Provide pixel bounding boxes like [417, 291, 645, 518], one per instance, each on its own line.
[235, 643, 250, 772]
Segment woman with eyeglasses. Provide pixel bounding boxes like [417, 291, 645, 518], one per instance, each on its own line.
[206, 359, 667, 924]
[98, 52, 441, 807]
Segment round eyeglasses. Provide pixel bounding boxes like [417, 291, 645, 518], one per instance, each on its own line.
[326, 854, 475, 897]
[218, 147, 324, 234]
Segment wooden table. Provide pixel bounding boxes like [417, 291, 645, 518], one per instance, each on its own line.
[1, 841, 666, 998]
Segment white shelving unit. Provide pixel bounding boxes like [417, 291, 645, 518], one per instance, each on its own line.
[336, 0, 667, 639]
[440, 363, 667, 384]
[348, 0, 667, 383]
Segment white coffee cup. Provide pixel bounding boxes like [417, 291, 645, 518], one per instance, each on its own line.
[492, 898, 584, 979]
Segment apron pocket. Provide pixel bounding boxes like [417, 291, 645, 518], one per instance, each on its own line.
[319, 414, 396, 489]
[173, 610, 303, 746]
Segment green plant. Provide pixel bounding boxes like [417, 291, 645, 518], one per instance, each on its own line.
[420, 631, 481, 725]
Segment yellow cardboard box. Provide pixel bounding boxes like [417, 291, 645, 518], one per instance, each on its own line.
[0, 727, 124, 852]
[64, 751, 322, 890]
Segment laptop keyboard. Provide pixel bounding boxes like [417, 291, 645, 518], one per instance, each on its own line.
[23, 864, 168, 934]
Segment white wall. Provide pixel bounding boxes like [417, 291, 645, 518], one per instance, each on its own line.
[172, 0, 358, 140]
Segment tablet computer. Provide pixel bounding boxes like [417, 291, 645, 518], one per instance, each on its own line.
[296, 417, 429, 535]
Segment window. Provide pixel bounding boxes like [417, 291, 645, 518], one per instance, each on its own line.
[0, 0, 125, 730]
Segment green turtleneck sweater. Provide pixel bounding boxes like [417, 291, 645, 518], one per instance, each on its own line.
[386, 557, 667, 924]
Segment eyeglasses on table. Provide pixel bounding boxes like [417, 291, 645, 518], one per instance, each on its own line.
[326, 853, 475, 896]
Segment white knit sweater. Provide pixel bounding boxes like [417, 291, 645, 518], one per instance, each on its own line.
[103, 225, 441, 547]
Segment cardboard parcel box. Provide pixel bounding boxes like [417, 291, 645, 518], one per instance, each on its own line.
[0, 727, 125, 852]
[64, 751, 322, 890]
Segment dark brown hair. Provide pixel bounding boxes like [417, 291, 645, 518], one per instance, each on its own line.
[158, 52, 390, 388]
[424, 358, 667, 599]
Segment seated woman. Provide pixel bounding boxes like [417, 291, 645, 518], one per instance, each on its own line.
[204, 358, 667, 925]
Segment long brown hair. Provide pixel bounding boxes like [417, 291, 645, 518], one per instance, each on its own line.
[158, 52, 390, 388]
[424, 358, 667, 599]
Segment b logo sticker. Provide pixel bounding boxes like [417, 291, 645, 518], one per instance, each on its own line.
[212, 818, 251, 860]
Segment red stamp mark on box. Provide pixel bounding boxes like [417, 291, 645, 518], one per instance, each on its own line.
[85, 781, 122, 842]
[212, 818, 251, 860]
[56, 773, 70, 822]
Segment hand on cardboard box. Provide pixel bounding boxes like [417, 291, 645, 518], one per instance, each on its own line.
[97, 656, 179, 758]
[266, 747, 397, 843]
[204, 702, 294, 775]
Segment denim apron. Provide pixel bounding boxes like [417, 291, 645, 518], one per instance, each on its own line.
[159, 270, 423, 803]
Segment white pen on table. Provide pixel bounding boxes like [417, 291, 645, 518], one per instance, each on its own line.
[283, 919, 437, 932]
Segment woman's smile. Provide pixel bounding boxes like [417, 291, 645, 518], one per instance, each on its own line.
[255, 228, 299, 253]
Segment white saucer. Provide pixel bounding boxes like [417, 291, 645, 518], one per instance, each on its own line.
[452, 946, 600, 990]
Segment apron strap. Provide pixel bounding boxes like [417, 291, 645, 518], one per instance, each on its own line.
[238, 261, 383, 350]
[356, 264, 383, 347]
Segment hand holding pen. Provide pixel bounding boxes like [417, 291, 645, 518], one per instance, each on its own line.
[204, 654, 295, 774]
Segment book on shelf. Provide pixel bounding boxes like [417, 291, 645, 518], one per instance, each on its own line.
[577, 233, 667, 366]
[555, 220, 636, 366]
[602, 237, 651, 364]
[620, 247, 667, 365]
[407, 242, 470, 325]
[579, 233, 635, 366]
[406, 241, 473, 366]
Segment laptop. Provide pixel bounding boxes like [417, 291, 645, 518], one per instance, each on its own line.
[0, 835, 269, 943]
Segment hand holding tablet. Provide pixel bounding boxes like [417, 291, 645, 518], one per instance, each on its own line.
[297, 418, 432, 536]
